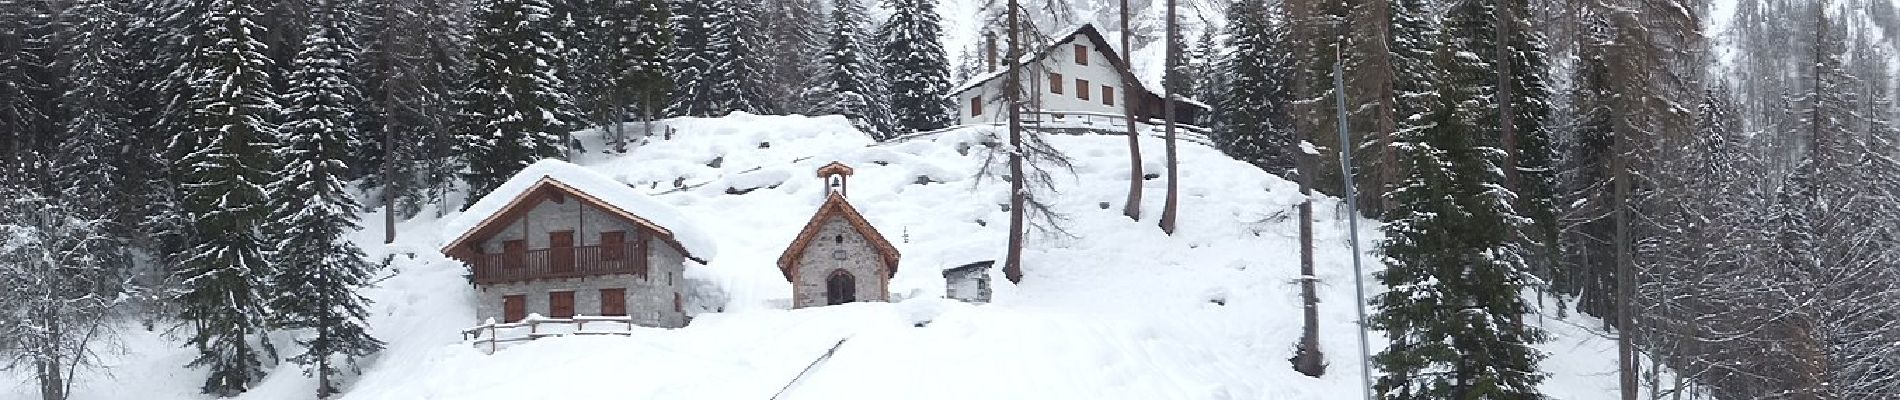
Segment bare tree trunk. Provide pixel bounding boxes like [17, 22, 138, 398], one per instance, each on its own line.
[1615, 97, 1638, 400]
[1118, 0, 1143, 221]
[381, 0, 398, 244]
[1003, 0, 1026, 284]
[1157, 0, 1180, 235]
[1291, 152, 1325, 377]
[1497, 0, 1518, 191]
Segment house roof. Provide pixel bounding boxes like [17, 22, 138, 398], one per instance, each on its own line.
[439, 159, 717, 263]
[777, 192, 901, 281]
[948, 23, 1207, 111]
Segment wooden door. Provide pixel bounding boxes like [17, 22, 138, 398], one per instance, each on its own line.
[826, 270, 856, 306]
[503, 240, 526, 270]
[549, 291, 575, 318]
[549, 231, 575, 273]
[599, 231, 626, 262]
[599, 288, 626, 316]
[503, 295, 526, 322]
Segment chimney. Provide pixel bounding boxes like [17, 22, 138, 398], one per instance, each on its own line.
[984, 31, 998, 72]
[817, 161, 855, 198]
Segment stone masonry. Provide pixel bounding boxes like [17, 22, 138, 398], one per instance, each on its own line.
[791, 217, 890, 308]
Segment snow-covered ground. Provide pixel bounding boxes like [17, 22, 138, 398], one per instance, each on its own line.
[8, 113, 1662, 399]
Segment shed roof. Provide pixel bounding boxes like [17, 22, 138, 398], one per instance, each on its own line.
[439, 159, 718, 263]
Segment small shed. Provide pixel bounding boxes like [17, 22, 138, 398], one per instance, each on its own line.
[778, 162, 902, 308]
[440, 159, 716, 328]
[942, 261, 994, 304]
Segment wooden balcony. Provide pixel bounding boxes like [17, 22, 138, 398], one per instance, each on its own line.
[466, 242, 648, 285]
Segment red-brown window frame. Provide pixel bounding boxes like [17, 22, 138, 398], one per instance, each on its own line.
[599, 288, 627, 316]
[970, 96, 982, 116]
[549, 291, 575, 318]
[1049, 73, 1064, 94]
[1076, 79, 1091, 101]
[1074, 44, 1088, 65]
[1103, 86, 1115, 106]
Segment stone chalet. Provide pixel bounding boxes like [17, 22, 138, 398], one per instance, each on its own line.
[440, 160, 717, 328]
[778, 162, 902, 308]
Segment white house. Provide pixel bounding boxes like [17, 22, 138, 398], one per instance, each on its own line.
[949, 24, 1208, 127]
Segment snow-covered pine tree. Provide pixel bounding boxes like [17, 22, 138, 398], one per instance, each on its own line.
[266, 5, 385, 397]
[621, 0, 673, 143]
[1209, 0, 1291, 175]
[810, 0, 891, 136]
[666, 0, 770, 117]
[52, 0, 142, 234]
[1372, 1, 1547, 398]
[878, 0, 953, 135]
[356, 0, 469, 218]
[456, 0, 581, 197]
[577, 0, 671, 150]
[1499, 0, 1557, 282]
[169, 0, 282, 395]
[758, 0, 824, 114]
[0, 0, 58, 182]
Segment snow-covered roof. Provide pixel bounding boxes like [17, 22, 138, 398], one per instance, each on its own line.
[439, 159, 718, 263]
[948, 23, 1208, 111]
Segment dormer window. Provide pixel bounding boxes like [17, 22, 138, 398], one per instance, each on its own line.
[1074, 44, 1088, 65]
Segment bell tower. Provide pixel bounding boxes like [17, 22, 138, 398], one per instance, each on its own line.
[817, 161, 854, 198]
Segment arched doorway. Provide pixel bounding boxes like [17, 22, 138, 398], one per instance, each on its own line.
[826, 270, 856, 305]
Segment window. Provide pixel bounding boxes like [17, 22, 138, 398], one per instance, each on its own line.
[1074, 44, 1088, 65]
[600, 231, 627, 261]
[1103, 86, 1115, 106]
[599, 288, 627, 316]
[970, 96, 982, 116]
[674, 293, 684, 313]
[1049, 73, 1064, 94]
[1076, 79, 1091, 101]
[503, 295, 526, 322]
[549, 291, 575, 318]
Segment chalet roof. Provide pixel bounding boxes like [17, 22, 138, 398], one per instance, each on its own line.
[777, 193, 901, 282]
[439, 159, 717, 263]
[947, 23, 1208, 111]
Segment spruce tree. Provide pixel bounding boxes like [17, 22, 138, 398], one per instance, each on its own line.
[457, 0, 581, 197]
[268, 7, 384, 398]
[53, 0, 140, 229]
[0, 0, 58, 181]
[1209, 0, 1292, 174]
[1501, 0, 1558, 287]
[666, 0, 769, 117]
[878, 0, 953, 135]
[810, 0, 890, 136]
[1372, 2, 1547, 398]
[169, 0, 281, 395]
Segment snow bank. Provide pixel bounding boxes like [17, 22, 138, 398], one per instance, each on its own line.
[439, 159, 719, 261]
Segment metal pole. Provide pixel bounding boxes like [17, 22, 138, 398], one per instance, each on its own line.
[1332, 21, 1374, 400]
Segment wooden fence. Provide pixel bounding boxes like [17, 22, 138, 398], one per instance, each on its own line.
[462, 315, 642, 354]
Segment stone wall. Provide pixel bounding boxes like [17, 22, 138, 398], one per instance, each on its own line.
[473, 236, 690, 328]
[791, 217, 890, 308]
[477, 192, 642, 253]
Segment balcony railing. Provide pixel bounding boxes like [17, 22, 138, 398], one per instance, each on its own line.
[466, 242, 647, 285]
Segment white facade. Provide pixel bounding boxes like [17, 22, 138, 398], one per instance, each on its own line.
[952, 30, 1143, 126]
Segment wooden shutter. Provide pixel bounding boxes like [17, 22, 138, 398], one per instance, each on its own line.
[549, 231, 575, 273]
[503, 295, 526, 322]
[599, 288, 627, 316]
[1103, 86, 1115, 106]
[970, 96, 982, 116]
[1049, 73, 1063, 94]
[600, 231, 626, 261]
[1076, 79, 1090, 100]
[1074, 44, 1087, 65]
[549, 291, 575, 318]
[503, 240, 526, 269]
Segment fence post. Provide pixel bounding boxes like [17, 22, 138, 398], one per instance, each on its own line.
[489, 324, 498, 354]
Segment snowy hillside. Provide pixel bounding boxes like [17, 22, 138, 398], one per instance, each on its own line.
[11, 114, 1663, 399]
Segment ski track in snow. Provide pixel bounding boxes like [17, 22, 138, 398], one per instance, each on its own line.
[7, 113, 1672, 399]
